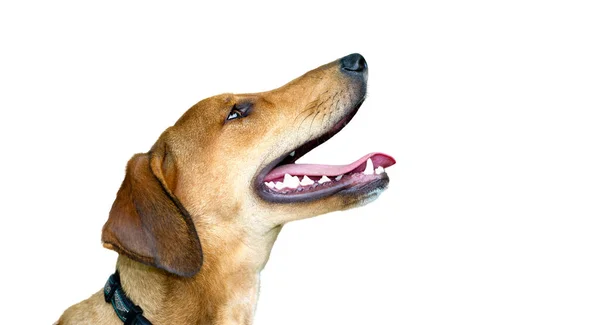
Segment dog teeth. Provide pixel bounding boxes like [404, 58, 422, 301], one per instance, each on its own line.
[290, 151, 295, 157]
[283, 173, 300, 188]
[300, 175, 314, 186]
[363, 158, 374, 175]
[318, 175, 331, 184]
[375, 166, 385, 175]
[268, 173, 355, 191]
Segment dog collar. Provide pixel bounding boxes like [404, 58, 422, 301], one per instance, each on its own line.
[104, 271, 152, 325]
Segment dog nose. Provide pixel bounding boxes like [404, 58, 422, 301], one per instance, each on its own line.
[340, 53, 367, 73]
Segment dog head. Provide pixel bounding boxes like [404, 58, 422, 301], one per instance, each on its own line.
[102, 54, 395, 277]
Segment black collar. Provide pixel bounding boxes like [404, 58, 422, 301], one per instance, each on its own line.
[104, 271, 152, 325]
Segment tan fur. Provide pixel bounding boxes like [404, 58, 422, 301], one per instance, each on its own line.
[58, 55, 384, 324]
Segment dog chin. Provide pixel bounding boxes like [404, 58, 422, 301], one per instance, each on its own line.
[338, 175, 390, 209]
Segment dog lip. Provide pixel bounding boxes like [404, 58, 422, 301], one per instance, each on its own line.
[256, 152, 394, 202]
[258, 173, 390, 203]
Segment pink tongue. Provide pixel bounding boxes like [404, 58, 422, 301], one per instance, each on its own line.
[264, 152, 396, 182]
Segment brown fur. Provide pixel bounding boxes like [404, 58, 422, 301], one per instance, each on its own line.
[58, 55, 384, 324]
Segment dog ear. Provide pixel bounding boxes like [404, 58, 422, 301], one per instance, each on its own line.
[101, 147, 202, 277]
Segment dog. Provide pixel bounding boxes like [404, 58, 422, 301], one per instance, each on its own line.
[57, 53, 395, 325]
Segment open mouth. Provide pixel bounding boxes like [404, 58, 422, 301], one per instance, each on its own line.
[255, 100, 396, 203]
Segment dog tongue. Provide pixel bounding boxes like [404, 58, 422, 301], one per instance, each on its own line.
[264, 152, 396, 182]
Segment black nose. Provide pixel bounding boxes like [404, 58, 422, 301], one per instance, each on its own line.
[340, 53, 367, 73]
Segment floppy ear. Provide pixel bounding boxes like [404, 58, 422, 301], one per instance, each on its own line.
[101, 148, 202, 277]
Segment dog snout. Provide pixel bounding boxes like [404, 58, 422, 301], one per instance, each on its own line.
[340, 53, 367, 74]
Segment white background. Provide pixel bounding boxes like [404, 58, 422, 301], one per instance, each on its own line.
[1, 1, 599, 324]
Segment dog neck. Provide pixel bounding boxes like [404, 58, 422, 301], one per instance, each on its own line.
[114, 225, 282, 324]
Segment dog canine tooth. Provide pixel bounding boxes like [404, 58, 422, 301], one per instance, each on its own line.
[318, 175, 331, 184]
[300, 175, 314, 186]
[363, 158, 374, 175]
[375, 166, 385, 175]
[283, 173, 300, 188]
[335, 175, 343, 181]
[290, 151, 295, 157]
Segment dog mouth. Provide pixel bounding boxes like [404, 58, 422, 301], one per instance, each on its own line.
[255, 100, 396, 203]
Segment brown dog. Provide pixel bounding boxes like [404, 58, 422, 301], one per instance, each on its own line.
[57, 53, 395, 325]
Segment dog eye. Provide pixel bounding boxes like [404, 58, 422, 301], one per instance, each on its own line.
[226, 103, 252, 121]
[227, 109, 242, 120]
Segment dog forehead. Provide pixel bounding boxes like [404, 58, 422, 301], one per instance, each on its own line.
[175, 95, 230, 122]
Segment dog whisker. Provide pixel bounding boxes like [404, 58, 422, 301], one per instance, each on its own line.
[308, 109, 321, 135]
[297, 110, 316, 134]
[293, 103, 317, 124]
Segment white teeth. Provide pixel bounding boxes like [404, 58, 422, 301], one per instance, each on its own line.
[300, 175, 314, 186]
[318, 175, 331, 184]
[283, 173, 300, 188]
[290, 151, 295, 157]
[269, 164, 381, 191]
[363, 158, 374, 175]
